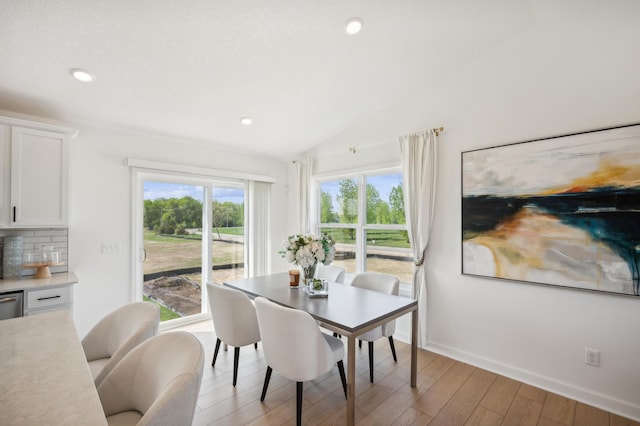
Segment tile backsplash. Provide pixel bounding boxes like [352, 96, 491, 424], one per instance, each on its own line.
[0, 228, 68, 278]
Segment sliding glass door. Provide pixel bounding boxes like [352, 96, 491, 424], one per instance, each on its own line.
[134, 172, 245, 325]
[142, 181, 206, 321]
[211, 186, 245, 285]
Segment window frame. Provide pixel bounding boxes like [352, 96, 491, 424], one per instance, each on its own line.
[132, 169, 248, 329]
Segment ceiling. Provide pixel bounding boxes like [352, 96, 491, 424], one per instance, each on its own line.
[0, 1, 563, 160]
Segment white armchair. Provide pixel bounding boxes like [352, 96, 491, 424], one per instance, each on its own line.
[206, 282, 260, 387]
[350, 272, 400, 383]
[254, 297, 347, 426]
[82, 301, 160, 387]
[97, 331, 204, 426]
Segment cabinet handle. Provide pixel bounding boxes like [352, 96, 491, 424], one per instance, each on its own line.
[37, 295, 61, 301]
[12, 206, 16, 222]
[0, 297, 18, 303]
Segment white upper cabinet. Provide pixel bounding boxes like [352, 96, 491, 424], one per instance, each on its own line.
[0, 116, 77, 227]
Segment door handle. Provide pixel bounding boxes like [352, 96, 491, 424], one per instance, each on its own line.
[0, 297, 18, 303]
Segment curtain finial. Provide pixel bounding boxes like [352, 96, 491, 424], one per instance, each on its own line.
[432, 127, 444, 137]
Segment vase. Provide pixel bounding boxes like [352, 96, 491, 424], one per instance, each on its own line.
[301, 262, 317, 289]
[3, 236, 23, 279]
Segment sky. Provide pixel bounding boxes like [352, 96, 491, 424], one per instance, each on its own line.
[144, 172, 403, 208]
[144, 182, 244, 204]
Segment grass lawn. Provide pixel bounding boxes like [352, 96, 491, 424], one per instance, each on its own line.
[143, 295, 181, 320]
[144, 230, 244, 274]
[215, 226, 244, 236]
[321, 228, 411, 248]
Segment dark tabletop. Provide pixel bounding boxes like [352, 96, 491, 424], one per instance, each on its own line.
[224, 272, 417, 334]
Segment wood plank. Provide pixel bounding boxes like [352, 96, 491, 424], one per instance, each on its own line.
[479, 375, 520, 415]
[429, 368, 497, 426]
[611, 413, 640, 426]
[411, 360, 475, 417]
[573, 402, 609, 426]
[357, 354, 450, 425]
[537, 417, 565, 426]
[390, 407, 432, 425]
[465, 406, 503, 426]
[540, 393, 576, 425]
[517, 383, 547, 403]
[502, 394, 543, 426]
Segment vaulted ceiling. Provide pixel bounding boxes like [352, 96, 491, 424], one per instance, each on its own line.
[0, 1, 609, 160]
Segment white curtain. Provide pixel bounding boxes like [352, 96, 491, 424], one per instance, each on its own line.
[247, 180, 271, 276]
[399, 130, 437, 346]
[296, 157, 313, 233]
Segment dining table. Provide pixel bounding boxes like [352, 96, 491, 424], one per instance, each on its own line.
[224, 272, 418, 426]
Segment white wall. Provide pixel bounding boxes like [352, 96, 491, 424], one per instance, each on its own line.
[67, 123, 289, 337]
[302, 5, 640, 421]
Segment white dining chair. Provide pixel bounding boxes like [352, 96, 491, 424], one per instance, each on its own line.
[82, 301, 160, 387]
[97, 331, 204, 426]
[206, 282, 260, 386]
[315, 264, 347, 337]
[254, 297, 347, 426]
[350, 272, 400, 383]
[315, 263, 346, 284]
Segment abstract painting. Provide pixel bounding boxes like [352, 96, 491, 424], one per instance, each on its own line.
[462, 124, 640, 296]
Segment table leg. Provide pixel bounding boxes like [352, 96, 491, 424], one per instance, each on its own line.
[347, 334, 356, 425]
[411, 307, 418, 387]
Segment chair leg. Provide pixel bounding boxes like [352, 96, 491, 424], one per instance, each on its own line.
[337, 360, 347, 399]
[359, 339, 362, 349]
[388, 336, 398, 362]
[255, 342, 258, 350]
[212, 338, 221, 367]
[296, 382, 303, 426]
[368, 341, 374, 383]
[233, 347, 240, 386]
[260, 366, 272, 401]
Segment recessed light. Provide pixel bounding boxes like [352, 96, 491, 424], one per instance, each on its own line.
[69, 68, 95, 82]
[345, 18, 363, 35]
[240, 117, 252, 126]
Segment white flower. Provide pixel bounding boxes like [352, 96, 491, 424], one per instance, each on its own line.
[278, 232, 336, 268]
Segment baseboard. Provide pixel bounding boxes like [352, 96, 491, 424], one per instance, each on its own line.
[421, 341, 640, 422]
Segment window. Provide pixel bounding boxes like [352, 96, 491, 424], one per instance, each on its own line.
[317, 170, 412, 284]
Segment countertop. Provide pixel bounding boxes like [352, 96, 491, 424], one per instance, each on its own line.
[0, 310, 107, 425]
[0, 271, 78, 293]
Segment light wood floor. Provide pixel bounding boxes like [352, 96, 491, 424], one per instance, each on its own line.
[176, 320, 639, 426]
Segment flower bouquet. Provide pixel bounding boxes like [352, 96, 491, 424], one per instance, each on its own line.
[279, 233, 336, 283]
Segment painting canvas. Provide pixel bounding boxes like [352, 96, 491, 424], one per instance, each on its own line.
[462, 124, 640, 296]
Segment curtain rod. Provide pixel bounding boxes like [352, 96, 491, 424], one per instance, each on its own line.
[293, 126, 445, 161]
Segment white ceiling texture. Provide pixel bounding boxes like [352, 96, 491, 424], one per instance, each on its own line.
[0, 1, 594, 160]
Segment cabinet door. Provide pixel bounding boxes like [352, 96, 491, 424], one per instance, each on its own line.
[11, 127, 68, 226]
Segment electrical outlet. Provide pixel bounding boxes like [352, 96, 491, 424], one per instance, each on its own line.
[102, 242, 120, 254]
[585, 348, 600, 367]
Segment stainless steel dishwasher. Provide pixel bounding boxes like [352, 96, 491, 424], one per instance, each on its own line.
[0, 291, 23, 319]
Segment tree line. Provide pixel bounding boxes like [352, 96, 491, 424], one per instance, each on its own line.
[145, 179, 404, 236]
[144, 197, 243, 235]
[321, 180, 405, 225]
